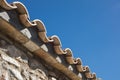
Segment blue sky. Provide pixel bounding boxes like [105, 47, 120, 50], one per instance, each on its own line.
[8, 0, 120, 80]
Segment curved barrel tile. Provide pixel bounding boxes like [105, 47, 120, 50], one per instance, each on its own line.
[84, 66, 97, 79]
[38, 32, 53, 43]
[19, 14, 37, 27]
[0, 0, 17, 10]
[34, 20, 53, 43]
[13, 2, 29, 16]
[64, 48, 75, 64]
[85, 72, 96, 79]
[50, 35, 65, 54]
[34, 19, 46, 32]
[92, 73, 97, 80]
[51, 35, 61, 45]
[76, 57, 83, 65]
[13, 2, 36, 27]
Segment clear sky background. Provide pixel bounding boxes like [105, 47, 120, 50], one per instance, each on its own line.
[8, 0, 120, 80]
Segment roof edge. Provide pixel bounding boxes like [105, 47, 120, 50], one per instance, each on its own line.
[0, 0, 97, 80]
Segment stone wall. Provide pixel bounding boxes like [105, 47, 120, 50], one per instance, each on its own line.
[0, 34, 70, 80]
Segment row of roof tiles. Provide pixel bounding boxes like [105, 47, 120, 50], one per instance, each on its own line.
[0, 0, 97, 80]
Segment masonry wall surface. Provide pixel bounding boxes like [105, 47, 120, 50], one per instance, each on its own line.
[0, 34, 70, 80]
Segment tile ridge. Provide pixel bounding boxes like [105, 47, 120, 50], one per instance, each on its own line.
[0, 0, 97, 80]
